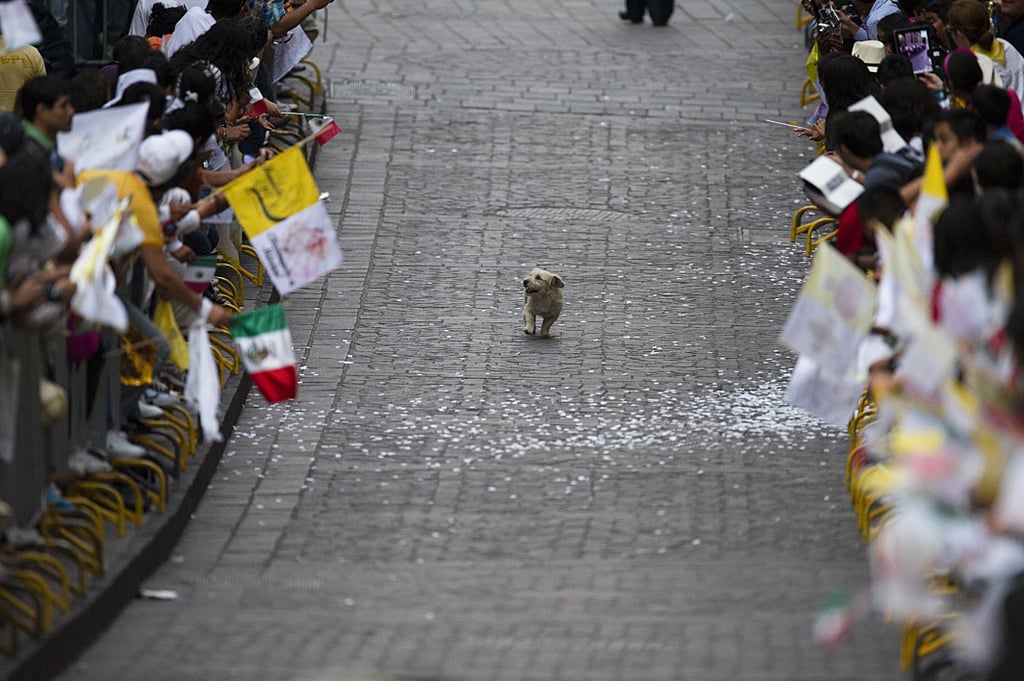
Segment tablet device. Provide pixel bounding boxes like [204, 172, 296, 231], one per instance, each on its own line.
[892, 25, 942, 74]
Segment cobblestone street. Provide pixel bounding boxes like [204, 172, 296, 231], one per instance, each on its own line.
[58, 1, 901, 679]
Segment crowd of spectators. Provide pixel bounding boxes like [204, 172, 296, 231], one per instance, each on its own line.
[795, 0, 1024, 677]
[0, 0, 330, 639]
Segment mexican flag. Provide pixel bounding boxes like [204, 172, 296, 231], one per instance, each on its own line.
[230, 304, 297, 402]
[182, 255, 218, 293]
[312, 115, 340, 146]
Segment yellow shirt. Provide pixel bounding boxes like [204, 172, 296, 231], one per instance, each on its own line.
[76, 169, 163, 247]
[0, 37, 46, 112]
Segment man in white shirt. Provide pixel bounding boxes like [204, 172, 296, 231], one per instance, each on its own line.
[127, 0, 207, 38]
[164, 0, 248, 57]
[838, 0, 902, 42]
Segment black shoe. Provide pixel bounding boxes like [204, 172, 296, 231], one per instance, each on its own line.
[618, 10, 643, 22]
[652, 20, 668, 26]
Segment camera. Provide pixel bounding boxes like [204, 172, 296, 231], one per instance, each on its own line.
[817, 6, 841, 31]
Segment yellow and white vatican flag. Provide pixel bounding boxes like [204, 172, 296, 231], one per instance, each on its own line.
[910, 143, 947, 271]
[68, 197, 129, 332]
[222, 146, 342, 297]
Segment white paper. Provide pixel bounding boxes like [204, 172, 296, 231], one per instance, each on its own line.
[785, 355, 865, 428]
[849, 95, 908, 154]
[798, 155, 864, 215]
[0, 0, 42, 51]
[57, 103, 149, 173]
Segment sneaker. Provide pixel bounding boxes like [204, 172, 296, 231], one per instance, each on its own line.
[68, 449, 112, 475]
[137, 400, 164, 419]
[106, 429, 147, 458]
[45, 483, 75, 513]
[143, 387, 181, 408]
[5, 526, 45, 548]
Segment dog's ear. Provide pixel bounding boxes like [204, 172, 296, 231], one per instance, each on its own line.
[552, 275, 565, 289]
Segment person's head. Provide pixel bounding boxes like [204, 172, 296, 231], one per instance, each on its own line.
[877, 54, 916, 85]
[915, 0, 951, 44]
[69, 69, 111, 112]
[111, 35, 153, 66]
[852, 0, 879, 17]
[819, 53, 881, 115]
[176, 61, 220, 107]
[948, 0, 996, 49]
[0, 147, 54, 231]
[857, 184, 908, 230]
[881, 75, 941, 140]
[163, 101, 220, 148]
[147, 2, 187, 37]
[169, 19, 255, 103]
[831, 110, 885, 166]
[238, 14, 269, 57]
[877, 12, 912, 52]
[974, 141, 1024, 191]
[931, 108, 987, 160]
[1000, 0, 1024, 21]
[206, 0, 248, 19]
[944, 48, 984, 99]
[16, 75, 73, 135]
[119, 82, 168, 135]
[934, 194, 1013, 278]
[971, 83, 1013, 132]
[0, 113, 24, 157]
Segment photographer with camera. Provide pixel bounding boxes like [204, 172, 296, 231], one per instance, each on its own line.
[834, 0, 901, 42]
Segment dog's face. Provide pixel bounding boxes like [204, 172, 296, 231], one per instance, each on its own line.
[523, 268, 564, 295]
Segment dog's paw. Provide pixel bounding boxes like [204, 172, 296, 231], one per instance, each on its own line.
[524, 327, 535, 335]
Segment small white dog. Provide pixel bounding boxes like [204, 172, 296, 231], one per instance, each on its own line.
[522, 267, 564, 338]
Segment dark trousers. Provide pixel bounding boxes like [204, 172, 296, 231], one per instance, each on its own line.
[624, 0, 674, 25]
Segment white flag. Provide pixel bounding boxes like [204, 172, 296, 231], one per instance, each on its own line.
[57, 103, 148, 172]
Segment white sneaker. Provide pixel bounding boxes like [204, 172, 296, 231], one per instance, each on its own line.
[106, 430, 146, 458]
[143, 387, 181, 408]
[68, 449, 112, 475]
[6, 526, 45, 548]
[137, 400, 164, 419]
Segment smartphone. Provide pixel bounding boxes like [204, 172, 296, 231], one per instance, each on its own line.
[892, 25, 945, 74]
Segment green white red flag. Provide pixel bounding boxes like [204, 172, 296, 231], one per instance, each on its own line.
[230, 304, 297, 402]
[182, 254, 218, 293]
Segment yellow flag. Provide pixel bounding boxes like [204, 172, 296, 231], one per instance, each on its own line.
[910, 143, 947, 269]
[222, 146, 319, 237]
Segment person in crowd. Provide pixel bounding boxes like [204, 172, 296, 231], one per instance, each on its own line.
[146, 3, 190, 51]
[973, 141, 1024, 191]
[971, 83, 1024, 146]
[829, 109, 924, 187]
[948, 0, 1024, 99]
[16, 75, 74, 191]
[0, 36, 47, 112]
[876, 12, 912, 53]
[799, 52, 883, 145]
[903, 108, 988, 200]
[834, 184, 907, 271]
[68, 69, 112, 112]
[877, 53, 916, 85]
[946, 48, 995, 109]
[836, 0, 902, 41]
[996, 0, 1024, 58]
[915, 0, 956, 51]
[880, 75, 942, 162]
[165, 0, 250, 57]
